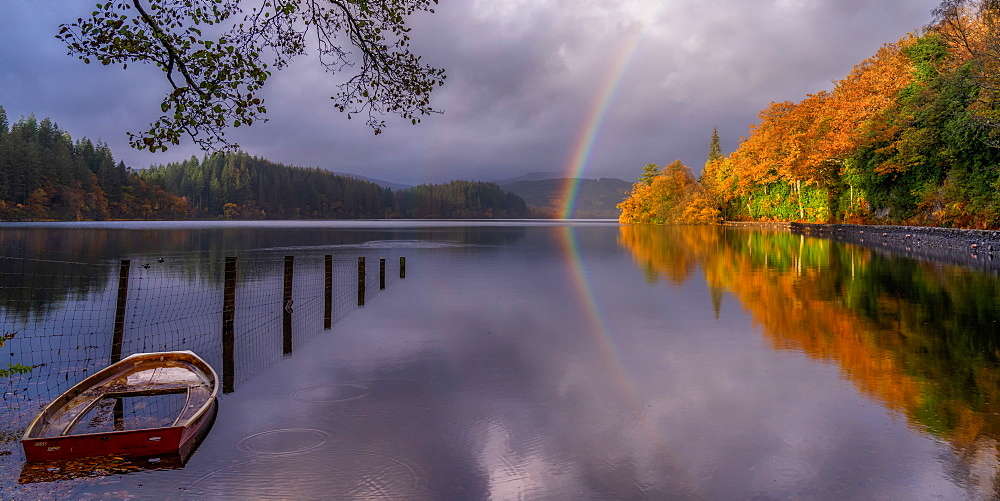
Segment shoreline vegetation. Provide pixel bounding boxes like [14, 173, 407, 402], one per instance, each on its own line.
[619, 2, 1000, 232]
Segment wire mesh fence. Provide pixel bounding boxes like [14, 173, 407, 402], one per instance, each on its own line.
[1, 247, 406, 442]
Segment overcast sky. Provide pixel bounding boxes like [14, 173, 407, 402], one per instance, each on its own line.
[0, 0, 940, 185]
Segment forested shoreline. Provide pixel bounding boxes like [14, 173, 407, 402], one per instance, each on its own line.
[140, 153, 529, 219]
[0, 105, 529, 221]
[620, 2, 1000, 230]
[0, 106, 188, 220]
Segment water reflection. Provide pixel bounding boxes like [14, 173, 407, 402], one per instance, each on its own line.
[620, 224, 1000, 495]
[6, 222, 1000, 499]
[0, 223, 432, 496]
[0, 221, 528, 259]
[0, 222, 527, 318]
[18, 453, 188, 484]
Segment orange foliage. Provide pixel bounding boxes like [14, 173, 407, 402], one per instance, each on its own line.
[725, 35, 916, 212]
[617, 182, 654, 223]
[619, 224, 1000, 456]
[617, 225, 706, 284]
[824, 39, 916, 161]
[618, 161, 720, 224]
[729, 101, 794, 193]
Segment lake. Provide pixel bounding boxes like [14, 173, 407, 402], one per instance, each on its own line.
[2, 221, 1000, 499]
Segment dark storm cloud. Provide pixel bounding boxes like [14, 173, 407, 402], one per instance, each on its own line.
[0, 0, 940, 185]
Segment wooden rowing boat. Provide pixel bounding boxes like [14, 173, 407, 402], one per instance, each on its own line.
[21, 351, 219, 462]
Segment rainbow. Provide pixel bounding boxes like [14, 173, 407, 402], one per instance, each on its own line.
[556, 225, 700, 494]
[557, 21, 648, 219]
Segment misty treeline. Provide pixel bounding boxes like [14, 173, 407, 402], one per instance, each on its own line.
[141, 153, 529, 219]
[0, 105, 529, 221]
[621, 1, 1000, 228]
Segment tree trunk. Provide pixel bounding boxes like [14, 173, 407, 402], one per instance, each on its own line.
[796, 179, 804, 220]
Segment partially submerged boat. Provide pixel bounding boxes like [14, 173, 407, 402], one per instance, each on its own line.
[21, 351, 218, 462]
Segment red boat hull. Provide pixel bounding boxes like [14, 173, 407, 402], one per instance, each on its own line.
[22, 427, 183, 462]
[22, 399, 217, 462]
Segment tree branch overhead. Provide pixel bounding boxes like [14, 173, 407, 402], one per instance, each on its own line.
[57, 0, 446, 151]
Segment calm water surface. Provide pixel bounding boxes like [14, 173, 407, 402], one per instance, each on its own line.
[2, 221, 1000, 499]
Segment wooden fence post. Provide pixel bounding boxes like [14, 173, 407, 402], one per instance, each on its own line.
[380, 258, 386, 290]
[111, 260, 130, 364]
[358, 257, 366, 307]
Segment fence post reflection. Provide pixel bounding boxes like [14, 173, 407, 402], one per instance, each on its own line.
[358, 257, 366, 307]
[222, 256, 238, 394]
[283, 256, 294, 355]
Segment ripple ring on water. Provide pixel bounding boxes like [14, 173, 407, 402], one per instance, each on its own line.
[238, 428, 330, 456]
[185, 452, 423, 499]
[291, 384, 370, 402]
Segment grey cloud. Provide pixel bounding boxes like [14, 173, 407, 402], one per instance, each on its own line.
[0, 0, 940, 185]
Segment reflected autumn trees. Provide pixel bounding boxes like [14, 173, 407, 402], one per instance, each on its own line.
[619, 224, 1000, 487]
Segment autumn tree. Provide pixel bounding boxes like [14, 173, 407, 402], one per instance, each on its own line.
[819, 39, 915, 165]
[700, 128, 729, 220]
[619, 164, 659, 223]
[621, 163, 666, 223]
[618, 183, 652, 223]
[618, 160, 719, 224]
[729, 101, 793, 191]
[57, 0, 447, 152]
[654, 160, 720, 224]
[678, 13, 1000, 228]
[933, 0, 1000, 143]
[648, 160, 697, 222]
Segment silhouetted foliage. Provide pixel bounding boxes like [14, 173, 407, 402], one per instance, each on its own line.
[57, 0, 446, 151]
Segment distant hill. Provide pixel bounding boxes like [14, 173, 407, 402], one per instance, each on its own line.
[499, 177, 631, 219]
[499, 172, 565, 183]
[331, 172, 412, 191]
[330, 170, 631, 219]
